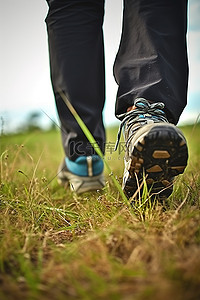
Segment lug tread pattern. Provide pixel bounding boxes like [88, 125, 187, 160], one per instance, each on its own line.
[123, 126, 188, 199]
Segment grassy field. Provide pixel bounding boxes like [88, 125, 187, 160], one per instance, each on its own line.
[0, 124, 200, 300]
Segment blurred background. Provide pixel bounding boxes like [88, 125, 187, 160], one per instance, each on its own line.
[0, 0, 200, 134]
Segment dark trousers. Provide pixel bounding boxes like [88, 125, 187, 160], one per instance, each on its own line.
[45, 0, 188, 161]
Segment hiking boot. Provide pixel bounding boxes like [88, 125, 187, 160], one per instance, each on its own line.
[116, 98, 188, 200]
[57, 155, 105, 194]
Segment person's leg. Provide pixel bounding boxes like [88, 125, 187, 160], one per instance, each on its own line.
[45, 0, 105, 161]
[113, 0, 188, 200]
[114, 0, 188, 124]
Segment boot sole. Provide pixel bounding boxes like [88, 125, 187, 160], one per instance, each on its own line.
[123, 123, 188, 200]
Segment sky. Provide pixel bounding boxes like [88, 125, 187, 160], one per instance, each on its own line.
[0, 0, 200, 133]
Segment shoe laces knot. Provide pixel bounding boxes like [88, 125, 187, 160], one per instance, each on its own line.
[114, 98, 168, 151]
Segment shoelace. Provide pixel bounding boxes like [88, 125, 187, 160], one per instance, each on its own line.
[114, 98, 168, 151]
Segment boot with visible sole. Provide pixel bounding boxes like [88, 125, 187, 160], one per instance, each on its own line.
[116, 98, 188, 200]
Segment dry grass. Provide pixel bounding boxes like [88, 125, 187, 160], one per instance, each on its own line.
[0, 125, 200, 299]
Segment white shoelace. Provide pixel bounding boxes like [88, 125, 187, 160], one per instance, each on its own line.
[114, 98, 168, 151]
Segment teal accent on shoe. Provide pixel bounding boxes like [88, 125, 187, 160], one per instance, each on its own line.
[65, 155, 104, 177]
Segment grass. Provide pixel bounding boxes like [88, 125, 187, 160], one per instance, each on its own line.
[0, 123, 200, 300]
